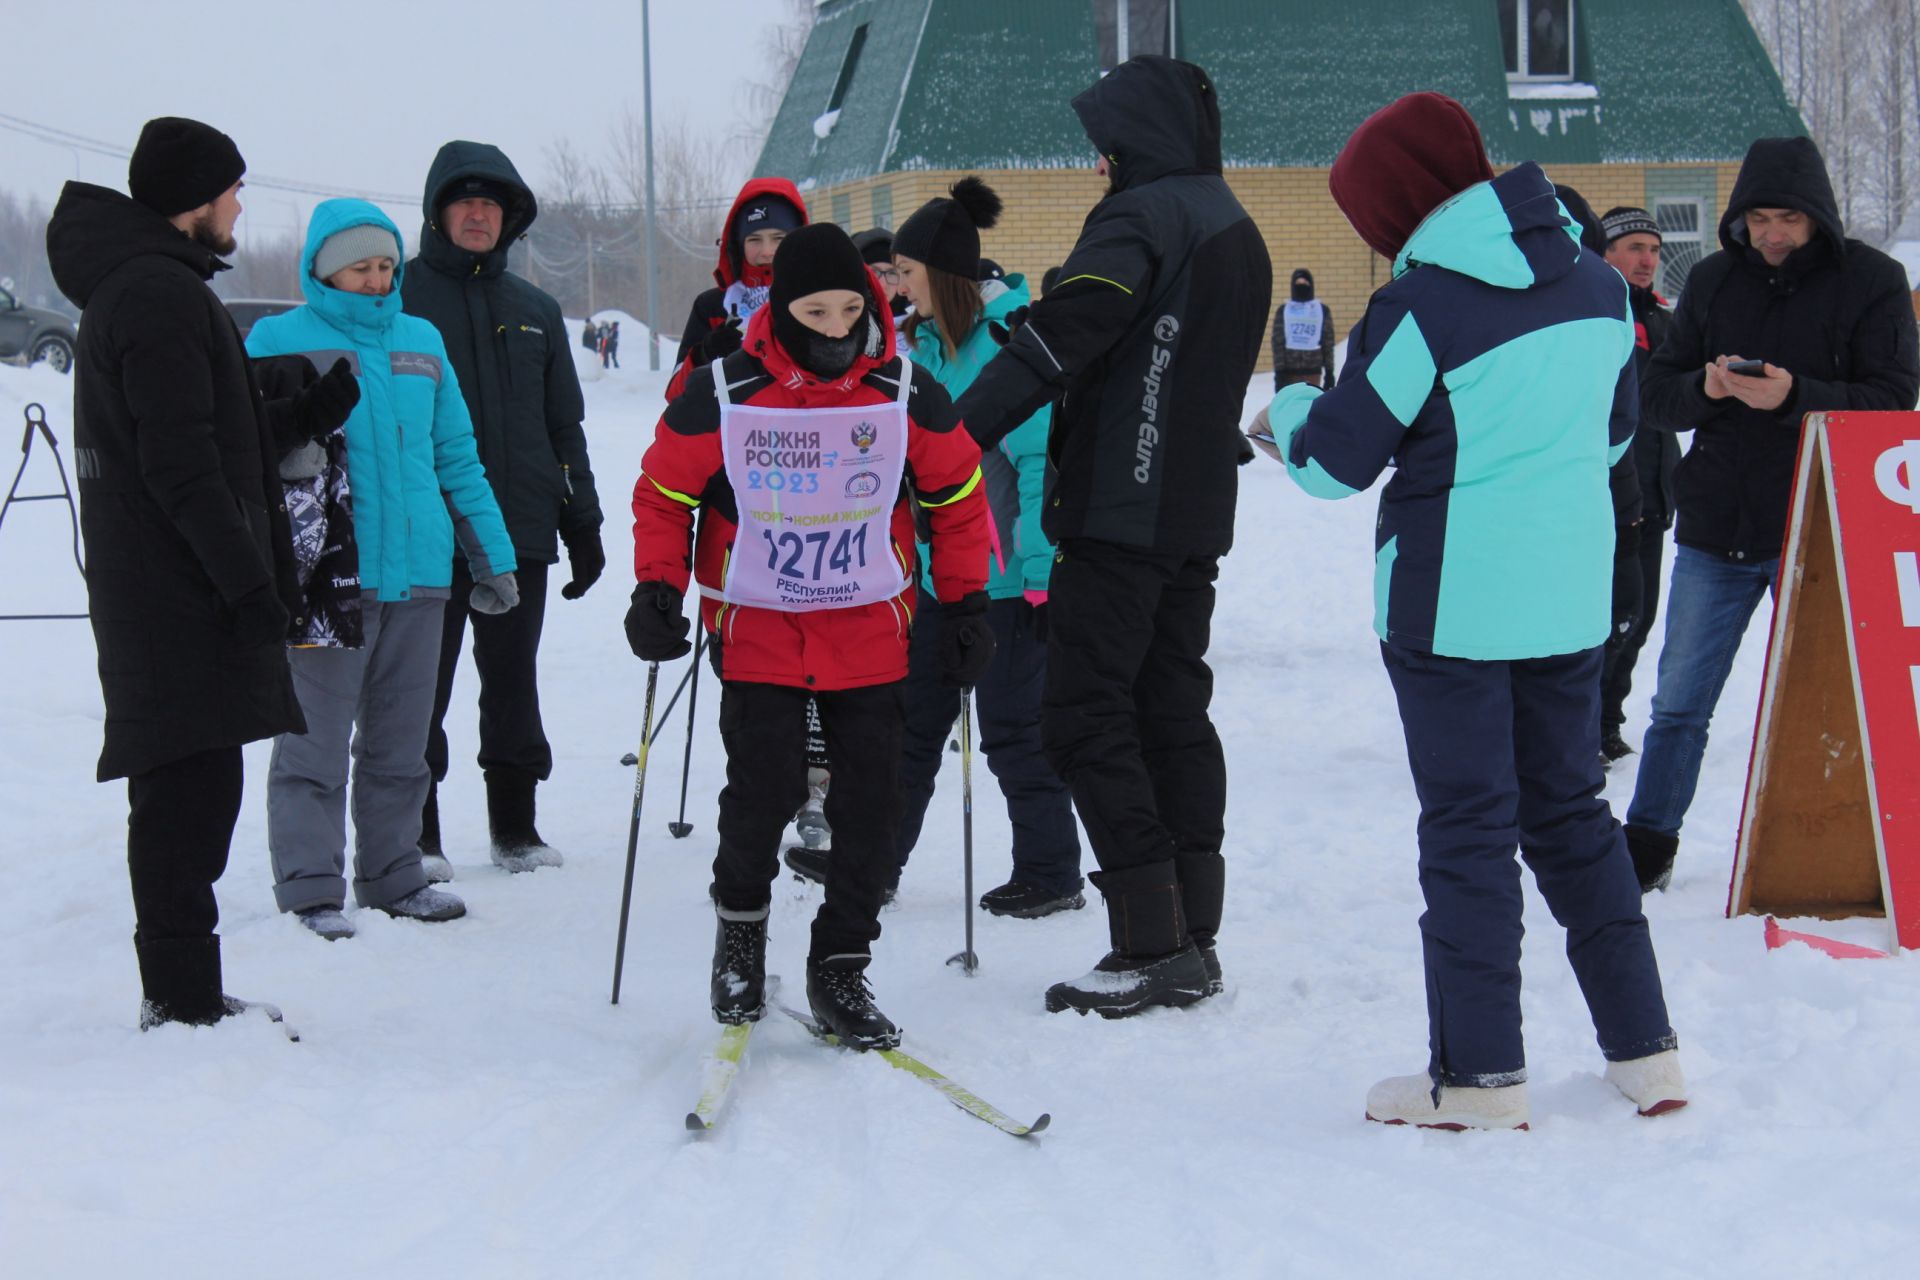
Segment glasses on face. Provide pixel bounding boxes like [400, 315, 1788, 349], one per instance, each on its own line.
[874, 267, 901, 283]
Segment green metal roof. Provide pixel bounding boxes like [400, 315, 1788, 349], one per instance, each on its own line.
[755, 0, 1807, 182]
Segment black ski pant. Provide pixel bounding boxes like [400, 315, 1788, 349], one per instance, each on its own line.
[1381, 641, 1676, 1087]
[896, 596, 1082, 896]
[713, 680, 903, 959]
[426, 559, 553, 786]
[128, 747, 243, 1016]
[128, 745, 243, 942]
[1041, 539, 1225, 879]
[1600, 522, 1668, 735]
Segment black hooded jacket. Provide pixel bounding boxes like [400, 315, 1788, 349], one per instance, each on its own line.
[45, 182, 305, 781]
[954, 55, 1272, 555]
[1642, 137, 1919, 560]
[401, 142, 600, 567]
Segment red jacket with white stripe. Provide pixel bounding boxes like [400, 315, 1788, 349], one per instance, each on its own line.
[632, 299, 987, 691]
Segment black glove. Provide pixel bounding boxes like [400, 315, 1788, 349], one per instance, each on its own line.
[700, 319, 744, 363]
[937, 591, 996, 688]
[228, 583, 290, 647]
[624, 581, 692, 661]
[560, 528, 606, 600]
[987, 306, 1031, 347]
[292, 357, 360, 440]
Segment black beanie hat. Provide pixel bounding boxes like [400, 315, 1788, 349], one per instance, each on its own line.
[1290, 268, 1314, 301]
[892, 176, 1002, 280]
[1553, 184, 1608, 256]
[768, 223, 885, 377]
[129, 117, 246, 217]
[851, 228, 895, 266]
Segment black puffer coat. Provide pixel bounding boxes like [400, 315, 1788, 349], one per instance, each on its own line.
[1643, 137, 1919, 561]
[45, 182, 305, 781]
[401, 142, 601, 567]
[955, 55, 1272, 555]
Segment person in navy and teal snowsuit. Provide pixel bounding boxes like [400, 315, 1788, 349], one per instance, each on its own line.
[783, 178, 1084, 917]
[248, 199, 519, 939]
[1258, 94, 1683, 1129]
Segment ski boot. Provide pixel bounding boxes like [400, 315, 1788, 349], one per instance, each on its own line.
[711, 903, 769, 1024]
[806, 953, 899, 1049]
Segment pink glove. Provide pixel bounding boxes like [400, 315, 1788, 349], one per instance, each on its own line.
[1023, 589, 1048, 608]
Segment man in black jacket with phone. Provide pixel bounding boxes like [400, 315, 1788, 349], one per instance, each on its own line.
[955, 55, 1271, 1018]
[1621, 137, 1918, 893]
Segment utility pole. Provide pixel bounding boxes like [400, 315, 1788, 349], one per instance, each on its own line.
[644, 0, 662, 371]
[586, 226, 597, 318]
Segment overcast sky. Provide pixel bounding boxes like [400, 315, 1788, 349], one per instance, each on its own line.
[2, 0, 799, 239]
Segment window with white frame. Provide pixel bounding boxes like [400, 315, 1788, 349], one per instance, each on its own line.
[1499, 0, 1574, 81]
[1652, 197, 1707, 299]
[1094, 0, 1174, 72]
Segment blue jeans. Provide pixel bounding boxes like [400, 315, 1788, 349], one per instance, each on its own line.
[1625, 546, 1778, 838]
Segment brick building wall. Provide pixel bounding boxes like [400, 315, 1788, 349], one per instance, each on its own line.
[804, 161, 1743, 377]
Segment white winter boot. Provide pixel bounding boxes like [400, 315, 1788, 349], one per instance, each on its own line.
[1365, 1073, 1530, 1131]
[1604, 1049, 1688, 1117]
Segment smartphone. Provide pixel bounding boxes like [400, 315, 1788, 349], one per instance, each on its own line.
[1726, 358, 1767, 376]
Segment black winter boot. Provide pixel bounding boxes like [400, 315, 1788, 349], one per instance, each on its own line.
[418, 780, 453, 882]
[1174, 850, 1227, 996]
[485, 768, 563, 872]
[1624, 824, 1678, 893]
[711, 903, 769, 1024]
[135, 935, 296, 1038]
[806, 954, 900, 1049]
[783, 845, 829, 886]
[1045, 860, 1211, 1018]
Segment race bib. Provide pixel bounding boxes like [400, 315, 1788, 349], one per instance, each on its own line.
[1283, 300, 1324, 351]
[713, 365, 912, 611]
[722, 280, 771, 322]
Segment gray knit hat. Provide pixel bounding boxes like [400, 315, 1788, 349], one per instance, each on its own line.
[314, 223, 400, 281]
[1601, 206, 1661, 245]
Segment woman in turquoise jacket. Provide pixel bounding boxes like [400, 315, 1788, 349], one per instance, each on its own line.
[247, 198, 518, 939]
[785, 178, 1083, 917]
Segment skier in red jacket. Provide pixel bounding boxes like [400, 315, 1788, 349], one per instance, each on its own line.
[664, 177, 808, 401]
[627, 224, 992, 1047]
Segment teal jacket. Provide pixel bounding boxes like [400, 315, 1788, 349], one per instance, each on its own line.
[248, 199, 516, 601]
[1273, 163, 1636, 660]
[910, 275, 1054, 601]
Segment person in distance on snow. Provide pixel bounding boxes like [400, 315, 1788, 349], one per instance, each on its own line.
[45, 117, 341, 1030]
[1270, 268, 1336, 391]
[247, 200, 521, 940]
[951, 55, 1271, 1018]
[1260, 92, 1683, 1130]
[626, 223, 992, 1048]
[665, 179, 808, 401]
[785, 178, 1085, 918]
[403, 141, 605, 879]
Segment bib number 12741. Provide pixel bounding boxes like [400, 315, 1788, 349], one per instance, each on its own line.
[761, 525, 871, 582]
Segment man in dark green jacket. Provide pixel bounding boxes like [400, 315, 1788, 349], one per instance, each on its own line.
[403, 140, 604, 875]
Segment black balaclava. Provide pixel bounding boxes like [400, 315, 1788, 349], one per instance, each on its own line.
[769, 223, 882, 380]
[1290, 268, 1314, 302]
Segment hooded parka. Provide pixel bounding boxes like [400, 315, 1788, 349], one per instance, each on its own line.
[954, 55, 1272, 555]
[665, 178, 810, 400]
[1642, 137, 1919, 561]
[247, 199, 517, 613]
[46, 182, 306, 781]
[400, 142, 601, 569]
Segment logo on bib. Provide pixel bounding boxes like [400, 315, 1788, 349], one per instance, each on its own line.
[844, 471, 882, 498]
[850, 421, 879, 453]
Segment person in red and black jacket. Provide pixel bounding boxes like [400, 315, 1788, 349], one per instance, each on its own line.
[627, 224, 991, 1048]
[664, 178, 808, 400]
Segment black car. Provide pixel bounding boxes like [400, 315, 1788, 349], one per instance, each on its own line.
[222, 298, 301, 341]
[0, 280, 77, 374]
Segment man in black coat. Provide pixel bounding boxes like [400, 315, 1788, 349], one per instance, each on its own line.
[954, 55, 1272, 1017]
[45, 117, 355, 1029]
[1598, 206, 1680, 765]
[402, 141, 604, 875]
[1623, 137, 1920, 892]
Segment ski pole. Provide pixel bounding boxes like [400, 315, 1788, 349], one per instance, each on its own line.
[945, 688, 979, 976]
[611, 660, 662, 1005]
[668, 630, 704, 838]
[616, 655, 696, 768]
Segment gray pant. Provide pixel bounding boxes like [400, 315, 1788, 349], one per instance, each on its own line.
[269, 597, 440, 912]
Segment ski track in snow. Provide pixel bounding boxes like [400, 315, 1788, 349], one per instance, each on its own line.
[3, 354, 1918, 1279]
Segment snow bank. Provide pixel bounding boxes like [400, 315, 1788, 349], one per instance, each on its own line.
[3, 358, 1918, 1279]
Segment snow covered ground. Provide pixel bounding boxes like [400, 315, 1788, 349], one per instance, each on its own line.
[2, 355, 1917, 1279]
